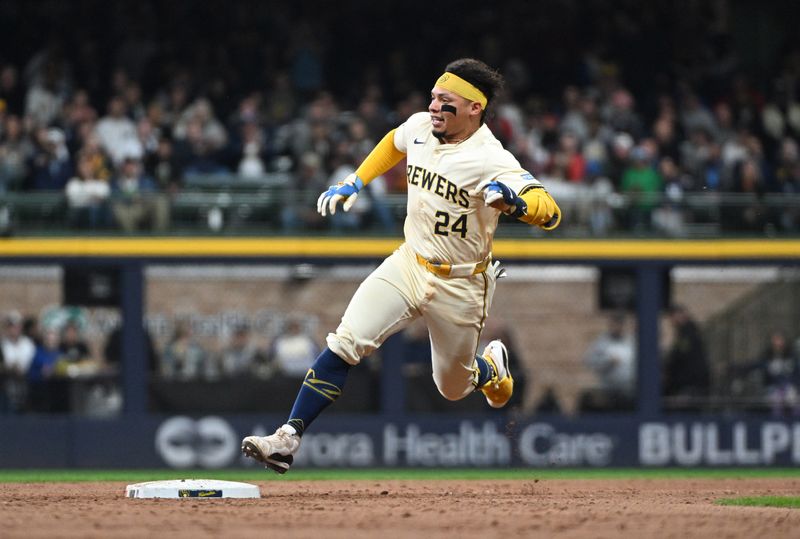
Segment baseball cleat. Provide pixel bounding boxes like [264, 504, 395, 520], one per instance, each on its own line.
[241, 425, 301, 474]
[479, 339, 513, 408]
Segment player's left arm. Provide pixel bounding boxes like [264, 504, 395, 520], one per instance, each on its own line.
[516, 183, 561, 230]
[476, 173, 561, 230]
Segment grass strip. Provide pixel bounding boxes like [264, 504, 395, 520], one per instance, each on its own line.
[717, 496, 800, 509]
[2, 468, 800, 483]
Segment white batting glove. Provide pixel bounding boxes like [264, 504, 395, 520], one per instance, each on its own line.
[474, 179, 527, 218]
[317, 174, 364, 216]
[491, 260, 507, 279]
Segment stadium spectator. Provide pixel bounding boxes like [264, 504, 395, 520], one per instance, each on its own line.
[678, 91, 717, 140]
[61, 89, 98, 150]
[95, 95, 142, 167]
[122, 81, 147, 122]
[712, 102, 737, 148]
[27, 327, 67, 413]
[735, 330, 800, 417]
[1, 311, 36, 413]
[26, 127, 72, 191]
[606, 132, 634, 189]
[135, 117, 160, 165]
[273, 92, 338, 167]
[58, 320, 92, 365]
[0, 114, 33, 192]
[76, 129, 113, 181]
[65, 151, 111, 229]
[681, 126, 726, 192]
[173, 115, 227, 177]
[24, 63, 65, 128]
[580, 312, 636, 411]
[269, 318, 319, 377]
[22, 314, 42, 348]
[280, 151, 327, 231]
[141, 135, 180, 193]
[721, 157, 769, 233]
[160, 320, 213, 381]
[156, 82, 190, 132]
[235, 120, 270, 179]
[110, 156, 170, 233]
[582, 116, 613, 180]
[771, 137, 800, 231]
[551, 132, 587, 183]
[172, 97, 228, 177]
[662, 305, 710, 408]
[558, 85, 590, 144]
[620, 145, 663, 231]
[219, 323, 263, 378]
[651, 115, 680, 164]
[585, 176, 616, 236]
[653, 156, 688, 235]
[602, 88, 644, 139]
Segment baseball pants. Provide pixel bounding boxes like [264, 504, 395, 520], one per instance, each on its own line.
[326, 242, 497, 400]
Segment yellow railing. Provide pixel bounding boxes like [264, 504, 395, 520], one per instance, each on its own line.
[1, 237, 799, 260]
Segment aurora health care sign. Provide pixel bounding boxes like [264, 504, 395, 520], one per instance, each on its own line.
[150, 416, 800, 469]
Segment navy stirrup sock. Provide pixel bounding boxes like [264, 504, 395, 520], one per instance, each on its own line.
[286, 348, 351, 436]
[474, 354, 494, 387]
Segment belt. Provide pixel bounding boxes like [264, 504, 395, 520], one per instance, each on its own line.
[415, 252, 491, 278]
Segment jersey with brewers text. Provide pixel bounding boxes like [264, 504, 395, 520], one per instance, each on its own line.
[393, 111, 542, 264]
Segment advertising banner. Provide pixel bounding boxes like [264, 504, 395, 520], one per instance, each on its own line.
[5, 416, 800, 469]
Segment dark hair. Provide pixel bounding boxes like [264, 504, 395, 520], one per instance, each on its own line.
[444, 58, 505, 122]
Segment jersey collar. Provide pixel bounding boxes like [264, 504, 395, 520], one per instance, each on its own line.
[435, 123, 490, 150]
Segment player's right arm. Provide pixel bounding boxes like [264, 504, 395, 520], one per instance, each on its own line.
[317, 128, 407, 216]
[355, 129, 406, 183]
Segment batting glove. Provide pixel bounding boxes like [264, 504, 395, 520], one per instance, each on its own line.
[317, 174, 364, 216]
[475, 179, 527, 219]
[491, 260, 507, 279]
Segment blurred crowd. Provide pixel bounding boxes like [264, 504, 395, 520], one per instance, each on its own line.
[5, 300, 799, 416]
[0, 1, 799, 235]
[577, 306, 800, 416]
[0, 307, 320, 415]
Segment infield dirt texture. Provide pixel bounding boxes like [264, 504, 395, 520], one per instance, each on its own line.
[2, 477, 799, 538]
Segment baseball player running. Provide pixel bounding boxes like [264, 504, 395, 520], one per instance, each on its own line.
[243, 58, 561, 473]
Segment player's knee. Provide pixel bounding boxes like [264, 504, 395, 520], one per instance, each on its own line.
[432, 373, 471, 401]
[325, 327, 367, 366]
[326, 334, 359, 365]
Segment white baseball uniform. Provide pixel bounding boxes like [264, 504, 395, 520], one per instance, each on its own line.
[326, 111, 544, 400]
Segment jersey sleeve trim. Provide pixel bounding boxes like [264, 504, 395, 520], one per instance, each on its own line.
[518, 183, 546, 195]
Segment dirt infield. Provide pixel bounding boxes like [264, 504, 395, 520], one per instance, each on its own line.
[2, 478, 799, 538]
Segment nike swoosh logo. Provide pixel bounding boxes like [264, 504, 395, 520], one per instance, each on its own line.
[413, 138, 424, 144]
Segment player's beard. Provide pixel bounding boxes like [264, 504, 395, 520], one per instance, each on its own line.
[432, 119, 450, 140]
[431, 118, 446, 140]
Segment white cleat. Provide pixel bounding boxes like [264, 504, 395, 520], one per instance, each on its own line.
[241, 425, 301, 474]
[479, 340, 514, 409]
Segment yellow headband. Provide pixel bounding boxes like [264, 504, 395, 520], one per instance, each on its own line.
[435, 72, 488, 108]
